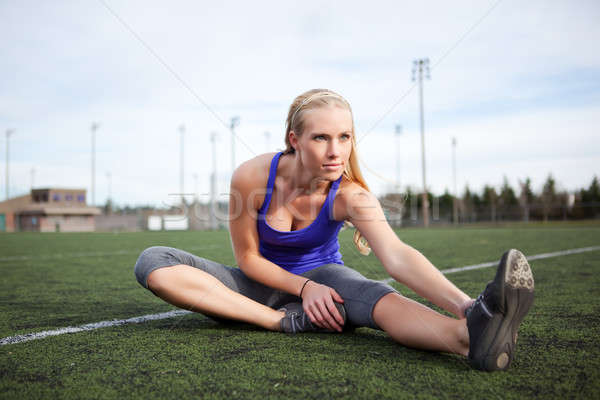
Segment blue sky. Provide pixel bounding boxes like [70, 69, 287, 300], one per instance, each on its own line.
[1, 0, 599, 207]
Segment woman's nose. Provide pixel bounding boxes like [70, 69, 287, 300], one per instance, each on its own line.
[327, 140, 341, 158]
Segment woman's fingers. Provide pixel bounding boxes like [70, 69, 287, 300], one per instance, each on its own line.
[330, 288, 344, 304]
[316, 300, 341, 332]
[310, 302, 336, 331]
[325, 297, 345, 327]
[306, 304, 327, 329]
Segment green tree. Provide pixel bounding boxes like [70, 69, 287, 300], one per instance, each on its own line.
[518, 177, 534, 222]
[498, 176, 517, 220]
[580, 176, 600, 218]
[438, 189, 454, 223]
[462, 185, 475, 222]
[541, 174, 557, 222]
[482, 185, 498, 222]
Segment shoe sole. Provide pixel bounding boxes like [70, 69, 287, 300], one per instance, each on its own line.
[486, 249, 535, 371]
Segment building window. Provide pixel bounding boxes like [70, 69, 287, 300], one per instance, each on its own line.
[53, 194, 61, 202]
[65, 194, 73, 201]
[77, 194, 85, 202]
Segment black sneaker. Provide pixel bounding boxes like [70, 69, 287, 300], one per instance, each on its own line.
[465, 249, 535, 371]
[279, 302, 346, 334]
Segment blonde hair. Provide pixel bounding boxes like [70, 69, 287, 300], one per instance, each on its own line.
[283, 88, 372, 256]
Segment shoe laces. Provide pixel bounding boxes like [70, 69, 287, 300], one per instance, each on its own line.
[466, 292, 493, 319]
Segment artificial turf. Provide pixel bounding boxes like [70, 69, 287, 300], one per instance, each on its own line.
[0, 222, 599, 399]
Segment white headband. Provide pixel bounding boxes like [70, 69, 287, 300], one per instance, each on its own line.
[290, 91, 349, 129]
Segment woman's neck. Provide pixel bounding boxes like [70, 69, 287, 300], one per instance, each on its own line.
[281, 153, 331, 196]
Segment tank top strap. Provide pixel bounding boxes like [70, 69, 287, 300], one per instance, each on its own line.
[325, 174, 344, 220]
[259, 151, 283, 214]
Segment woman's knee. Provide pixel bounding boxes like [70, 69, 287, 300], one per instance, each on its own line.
[134, 246, 167, 273]
[133, 246, 177, 289]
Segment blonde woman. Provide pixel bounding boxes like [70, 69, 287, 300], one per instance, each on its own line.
[134, 89, 534, 371]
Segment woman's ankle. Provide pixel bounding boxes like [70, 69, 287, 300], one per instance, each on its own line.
[457, 320, 470, 357]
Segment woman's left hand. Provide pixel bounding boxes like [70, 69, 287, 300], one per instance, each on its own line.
[300, 280, 345, 332]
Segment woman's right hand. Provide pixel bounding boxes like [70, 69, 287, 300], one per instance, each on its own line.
[300, 280, 345, 332]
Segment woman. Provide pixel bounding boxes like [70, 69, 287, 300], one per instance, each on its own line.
[134, 89, 534, 371]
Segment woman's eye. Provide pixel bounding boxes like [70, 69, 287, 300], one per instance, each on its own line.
[314, 135, 326, 141]
[341, 134, 351, 140]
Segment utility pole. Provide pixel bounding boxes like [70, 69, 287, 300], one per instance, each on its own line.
[91, 123, 99, 206]
[264, 131, 271, 152]
[452, 137, 458, 225]
[395, 124, 402, 192]
[30, 168, 35, 191]
[230, 116, 240, 174]
[179, 124, 185, 206]
[210, 131, 218, 230]
[5, 129, 15, 200]
[412, 58, 430, 227]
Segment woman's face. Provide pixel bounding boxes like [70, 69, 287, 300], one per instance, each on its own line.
[290, 105, 354, 181]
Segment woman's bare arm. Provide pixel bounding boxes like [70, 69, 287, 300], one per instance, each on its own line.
[343, 185, 472, 318]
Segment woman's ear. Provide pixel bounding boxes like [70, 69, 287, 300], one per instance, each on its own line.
[289, 131, 298, 151]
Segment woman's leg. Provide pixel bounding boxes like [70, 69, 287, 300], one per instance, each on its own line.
[372, 292, 469, 356]
[302, 264, 468, 355]
[135, 246, 285, 331]
[147, 265, 285, 331]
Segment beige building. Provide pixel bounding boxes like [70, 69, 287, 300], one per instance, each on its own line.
[0, 188, 101, 232]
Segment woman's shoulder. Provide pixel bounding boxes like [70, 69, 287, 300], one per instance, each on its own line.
[337, 177, 372, 201]
[232, 152, 277, 184]
[231, 152, 279, 208]
[333, 177, 379, 221]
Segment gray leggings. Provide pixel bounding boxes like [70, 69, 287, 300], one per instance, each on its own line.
[134, 246, 400, 330]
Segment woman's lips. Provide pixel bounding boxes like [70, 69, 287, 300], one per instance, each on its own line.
[323, 163, 341, 170]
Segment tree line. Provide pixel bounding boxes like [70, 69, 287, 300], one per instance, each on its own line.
[380, 175, 600, 225]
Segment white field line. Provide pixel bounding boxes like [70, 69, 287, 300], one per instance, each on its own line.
[0, 310, 192, 346]
[1, 245, 598, 346]
[378, 245, 600, 285]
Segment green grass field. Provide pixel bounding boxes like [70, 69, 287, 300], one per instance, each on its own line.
[1, 222, 599, 399]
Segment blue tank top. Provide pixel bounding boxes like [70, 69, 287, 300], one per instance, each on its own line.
[257, 151, 345, 275]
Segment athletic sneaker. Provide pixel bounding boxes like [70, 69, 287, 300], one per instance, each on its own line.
[465, 249, 535, 371]
[279, 302, 346, 334]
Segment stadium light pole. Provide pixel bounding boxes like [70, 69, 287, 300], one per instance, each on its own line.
[91, 123, 99, 206]
[412, 58, 430, 227]
[5, 129, 15, 200]
[210, 131, 218, 230]
[452, 137, 458, 225]
[179, 124, 185, 206]
[230, 116, 240, 175]
[395, 124, 402, 193]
